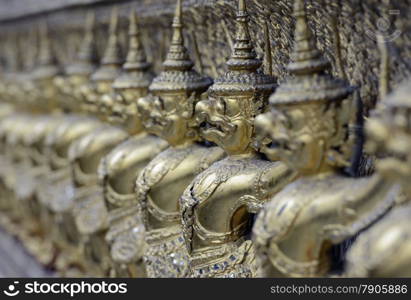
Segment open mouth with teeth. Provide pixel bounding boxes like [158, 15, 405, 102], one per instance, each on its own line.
[198, 113, 234, 142]
[201, 121, 225, 136]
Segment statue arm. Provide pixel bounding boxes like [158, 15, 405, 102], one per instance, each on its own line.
[237, 162, 297, 214]
[319, 174, 398, 244]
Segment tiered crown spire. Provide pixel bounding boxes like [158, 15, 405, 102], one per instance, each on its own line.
[287, 0, 329, 75]
[226, 0, 261, 72]
[31, 21, 60, 80]
[270, 0, 351, 105]
[91, 7, 123, 82]
[149, 0, 212, 93]
[162, 0, 194, 71]
[209, 0, 276, 96]
[113, 9, 153, 90]
[66, 11, 98, 76]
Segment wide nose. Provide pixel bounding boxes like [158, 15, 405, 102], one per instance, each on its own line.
[195, 99, 213, 123]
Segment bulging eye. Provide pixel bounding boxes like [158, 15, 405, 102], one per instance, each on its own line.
[155, 97, 165, 110]
[272, 110, 291, 130]
[216, 98, 226, 114]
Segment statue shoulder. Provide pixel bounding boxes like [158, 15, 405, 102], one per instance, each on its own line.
[254, 175, 347, 242]
[252, 160, 297, 204]
[138, 144, 222, 188]
[256, 174, 394, 246]
[69, 125, 127, 161]
[346, 204, 411, 277]
[102, 135, 168, 178]
[46, 116, 101, 148]
[253, 179, 308, 245]
[24, 117, 58, 147]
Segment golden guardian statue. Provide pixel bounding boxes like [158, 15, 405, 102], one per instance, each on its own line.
[135, 0, 225, 278]
[252, 0, 399, 277]
[346, 80, 411, 277]
[179, 0, 295, 278]
[98, 10, 168, 277]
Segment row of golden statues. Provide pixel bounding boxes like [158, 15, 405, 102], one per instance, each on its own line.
[0, 0, 410, 278]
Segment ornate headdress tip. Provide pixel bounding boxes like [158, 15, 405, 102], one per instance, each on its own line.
[211, 0, 277, 93]
[123, 9, 151, 72]
[128, 8, 138, 35]
[287, 0, 331, 76]
[153, 0, 208, 90]
[114, 9, 153, 90]
[68, 11, 98, 76]
[293, 0, 306, 17]
[175, 0, 182, 22]
[85, 10, 95, 31]
[161, 0, 194, 71]
[32, 20, 60, 79]
[100, 7, 123, 67]
[239, 0, 246, 13]
[225, 0, 261, 72]
[109, 6, 119, 33]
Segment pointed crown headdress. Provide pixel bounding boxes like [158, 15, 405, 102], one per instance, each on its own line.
[149, 0, 212, 94]
[113, 9, 154, 90]
[209, 0, 276, 97]
[91, 8, 123, 82]
[66, 11, 98, 76]
[31, 21, 61, 80]
[269, 0, 352, 106]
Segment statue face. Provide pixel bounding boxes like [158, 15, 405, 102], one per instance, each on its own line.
[69, 75, 90, 111]
[265, 103, 337, 173]
[32, 77, 59, 110]
[107, 88, 145, 133]
[80, 82, 99, 113]
[54, 75, 71, 97]
[70, 74, 89, 88]
[137, 92, 196, 146]
[366, 112, 411, 193]
[20, 79, 38, 107]
[55, 75, 81, 110]
[254, 112, 281, 161]
[195, 95, 253, 155]
[96, 80, 113, 96]
[80, 80, 113, 114]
